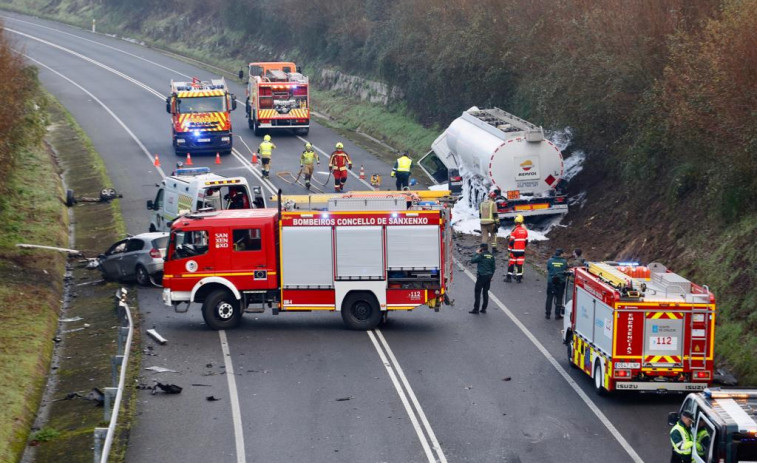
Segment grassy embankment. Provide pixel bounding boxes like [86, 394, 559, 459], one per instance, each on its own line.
[1, 0, 754, 385]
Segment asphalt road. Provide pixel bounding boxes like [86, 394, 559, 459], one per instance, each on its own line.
[2, 12, 682, 463]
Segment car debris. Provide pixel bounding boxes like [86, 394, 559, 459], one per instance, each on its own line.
[335, 396, 353, 402]
[152, 383, 182, 395]
[206, 396, 221, 401]
[65, 188, 123, 207]
[146, 329, 167, 345]
[145, 366, 177, 373]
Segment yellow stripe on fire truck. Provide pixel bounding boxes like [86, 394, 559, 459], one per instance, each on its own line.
[257, 109, 309, 119]
[176, 90, 226, 98]
[647, 312, 682, 319]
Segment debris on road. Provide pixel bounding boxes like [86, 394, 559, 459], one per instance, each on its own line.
[206, 396, 221, 401]
[191, 384, 212, 387]
[146, 328, 167, 345]
[335, 396, 353, 402]
[152, 383, 182, 395]
[145, 366, 177, 373]
[87, 387, 105, 406]
[59, 316, 83, 323]
[502, 377, 512, 381]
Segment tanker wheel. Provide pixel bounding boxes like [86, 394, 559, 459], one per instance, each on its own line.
[341, 292, 381, 330]
[202, 289, 242, 330]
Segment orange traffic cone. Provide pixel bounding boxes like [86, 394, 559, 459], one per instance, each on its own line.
[251, 151, 259, 165]
[186, 153, 193, 166]
[153, 154, 160, 167]
[215, 153, 221, 165]
[359, 165, 365, 180]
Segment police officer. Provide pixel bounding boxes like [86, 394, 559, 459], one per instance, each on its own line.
[545, 248, 569, 319]
[469, 243, 496, 314]
[479, 191, 499, 253]
[391, 152, 414, 190]
[299, 142, 320, 190]
[257, 134, 276, 178]
[670, 410, 695, 463]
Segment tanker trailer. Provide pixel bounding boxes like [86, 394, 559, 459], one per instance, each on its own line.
[418, 107, 568, 220]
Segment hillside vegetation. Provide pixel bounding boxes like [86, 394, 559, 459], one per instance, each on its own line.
[1, 0, 755, 382]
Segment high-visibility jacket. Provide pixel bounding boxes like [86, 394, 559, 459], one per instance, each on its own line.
[329, 150, 352, 171]
[696, 428, 710, 457]
[670, 421, 694, 457]
[479, 199, 497, 225]
[508, 224, 528, 251]
[393, 155, 413, 173]
[300, 150, 318, 166]
[258, 141, 276, 158]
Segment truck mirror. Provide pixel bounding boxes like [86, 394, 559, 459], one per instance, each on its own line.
[296, 65, 302, 73]
[667, 412, 678, 426]
[231, 96, 237, 111]
[146, 200, 154, 210]
[165, 97, 171, 114]
[238, 69, 244, 80]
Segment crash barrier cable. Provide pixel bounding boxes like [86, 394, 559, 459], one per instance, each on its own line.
[93, 288, 133, 463]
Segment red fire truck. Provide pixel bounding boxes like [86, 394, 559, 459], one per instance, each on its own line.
[162, 195, 452, 330]
[562, 262, 716, 394]
[243, 61, 310, 136]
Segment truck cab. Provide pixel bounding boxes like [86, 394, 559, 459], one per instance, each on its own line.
[146, 167, 265, 232]
[669, 389, 757, 462]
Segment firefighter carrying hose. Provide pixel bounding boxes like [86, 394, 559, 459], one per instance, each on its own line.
[257, 134, 276, 178]
[391, 152, 414, 190]
[505, 214, 528, 283]
[300, 142, 320, 190]
[329, 142, 352, 192]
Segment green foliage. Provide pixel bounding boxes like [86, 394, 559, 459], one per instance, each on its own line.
[30, 428, 60, 443]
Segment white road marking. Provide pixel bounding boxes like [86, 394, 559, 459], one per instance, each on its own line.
[17, 52, 166, 178]
[458, 264, 645, 463]
[219, 330, 247, 463]
[367, 331, 437, 463]
[375, 329, 447, 463]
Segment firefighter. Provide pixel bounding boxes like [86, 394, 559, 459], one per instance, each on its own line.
[257, 134, 276, 178]
[545, 248, 569, 319]
[300, 142, 320, 190]
[391, 152, 414, 190]
[670, 410, 695, 463]
[479, 191, 499, 253]
[469, 243, 496, 314]
[505, 214, 528, 283]
[329, 142, 352, 192]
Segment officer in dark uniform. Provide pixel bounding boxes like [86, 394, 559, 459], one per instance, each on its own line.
[670, 410, 695, 463]
[470, 243, 496, 314]
[546, 248, 569, 319]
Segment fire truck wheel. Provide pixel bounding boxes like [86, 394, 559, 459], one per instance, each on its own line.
[593, 362, 606, 396]
[341, 292, 382, 330]
[253, 121, 263, 137]
[202, 289, 242, 330]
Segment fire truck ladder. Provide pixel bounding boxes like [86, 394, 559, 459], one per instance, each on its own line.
[688, 307, 710, 370]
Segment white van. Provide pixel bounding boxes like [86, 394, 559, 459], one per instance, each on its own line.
[146, 167, 265, 232]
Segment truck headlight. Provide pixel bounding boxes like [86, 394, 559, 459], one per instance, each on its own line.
[176, 139, 186, 144]
[221, 136, 230, 143]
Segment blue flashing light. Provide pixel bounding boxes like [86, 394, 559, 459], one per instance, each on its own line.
[175, 167, 211, 176]
[321, 213, 329, 219]
[617, 261, 640, 266]
[391, 212, 398, 218]
[193, 130, 201, 137]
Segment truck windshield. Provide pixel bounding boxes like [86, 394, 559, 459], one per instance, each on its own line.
[177, 96, 226, 113]
[736, 435, 757, 460]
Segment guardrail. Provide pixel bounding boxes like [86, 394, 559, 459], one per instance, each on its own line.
[93, 288, 134, 463]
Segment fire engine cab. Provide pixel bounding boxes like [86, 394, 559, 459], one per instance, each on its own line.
[166, 77, 237, 155]
[563, 261, 716, 394]
[243, 61, 310, 136]
[162, 193, 453, 330]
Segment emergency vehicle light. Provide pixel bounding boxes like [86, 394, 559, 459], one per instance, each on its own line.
[694, 371, 711, 380]
[321, 213, 329, 219]
[175, 167, 211, 176]
[617, 262, 640, 266]
[704, 388, 757, 399]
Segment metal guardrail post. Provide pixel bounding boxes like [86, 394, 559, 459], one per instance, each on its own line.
[93, 427, 107, 463]
[103, 387, 118, 422]
[111, 355, 123, 387]
[117, 326, 129, 355]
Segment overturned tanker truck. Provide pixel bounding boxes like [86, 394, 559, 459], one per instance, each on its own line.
[418, 107, 568, 220]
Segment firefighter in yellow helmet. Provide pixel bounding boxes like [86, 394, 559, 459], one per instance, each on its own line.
[328, 142, 352, 192]
[505, 214, 528, 283]
[299, 142, 320, 190]
[257, 134, 276, 178]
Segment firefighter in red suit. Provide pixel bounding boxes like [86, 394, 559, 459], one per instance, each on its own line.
[329, 142, 353, 192]
[505, 214, 528, 283]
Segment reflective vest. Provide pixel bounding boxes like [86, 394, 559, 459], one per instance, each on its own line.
[479, 200, 496, 225]
[258, 141, 275, 158]
[509, 224, 528, 251]
[300, 150, 318, 166]
[696, 428, 710, 457]
[670, 422, 694, 456]
[395, 156, 412, 173]
[329, 150, 352, 171]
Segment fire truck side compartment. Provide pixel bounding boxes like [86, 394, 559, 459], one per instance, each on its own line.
[281, 227, 333, 288]
[336, 227, 384, 279]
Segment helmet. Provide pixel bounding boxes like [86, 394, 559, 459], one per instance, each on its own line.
[264, 134, 271, 142]
[514, 214, 524, 224]
[488, 191, 497, 199]
[335, 142, 344, 149]
[305, 142, 312, 150]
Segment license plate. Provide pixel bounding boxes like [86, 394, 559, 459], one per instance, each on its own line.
[615, 362, 640, 369]
[198, 138, 211, 142]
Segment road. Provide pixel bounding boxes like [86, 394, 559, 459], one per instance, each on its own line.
[3, 12, 681, 463]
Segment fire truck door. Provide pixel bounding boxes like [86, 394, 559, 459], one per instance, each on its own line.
[230, 227, 270, 289]
[644, 314, 684, 366]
